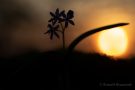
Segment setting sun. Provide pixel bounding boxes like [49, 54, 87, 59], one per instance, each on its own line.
[98, 27, 128, 57]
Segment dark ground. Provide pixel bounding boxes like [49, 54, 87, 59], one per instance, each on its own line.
[0, 50, 135, 89]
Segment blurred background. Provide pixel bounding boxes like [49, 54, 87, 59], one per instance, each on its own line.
[0, 0, 135, 89]
[0, 0, 134, 58]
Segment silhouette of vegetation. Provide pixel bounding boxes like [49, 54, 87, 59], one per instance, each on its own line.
[45, 8, 75, 49]
[65, 22, 129, 89]
[0, 50, 135, 89]
[44, 9, 129, 89]
[45, 8, 129, 54]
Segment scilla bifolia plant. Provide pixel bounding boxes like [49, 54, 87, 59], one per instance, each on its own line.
[45, 8, 75, 49]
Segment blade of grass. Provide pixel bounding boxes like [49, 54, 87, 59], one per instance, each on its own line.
[67, 23, 129, 53]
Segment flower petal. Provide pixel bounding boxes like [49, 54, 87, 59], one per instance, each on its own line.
[58, 18, 65, 23]
[54, 25, 59, 29]
[50, 12, 55, 17]
[48, 18, 53, 22]
[52, 19, 57, 25]
[69, 20, 75, 25]
[44, 30, 50, 34]
[61, 10, 66, 18]
[47, 24, 51, 28]
[67, 10, 74, 19]
[55, 8, 59, 15]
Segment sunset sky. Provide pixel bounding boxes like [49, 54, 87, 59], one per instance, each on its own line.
[0, 0, 135, 58]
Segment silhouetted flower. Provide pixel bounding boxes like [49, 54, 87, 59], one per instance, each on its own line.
[62, 10, 75, 28]
[48, 8, 65, 25]
[45, 8, 75, 49]
[44, 24, 60, 40]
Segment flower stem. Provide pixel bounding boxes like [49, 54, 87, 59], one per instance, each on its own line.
[62, 31, 65, 49]
[60, 22, 65, 49]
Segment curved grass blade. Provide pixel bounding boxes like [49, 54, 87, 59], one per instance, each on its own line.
[67, 23, 129, 54]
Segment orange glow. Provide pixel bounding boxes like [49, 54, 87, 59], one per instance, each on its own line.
[98, 28, 128, 57]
